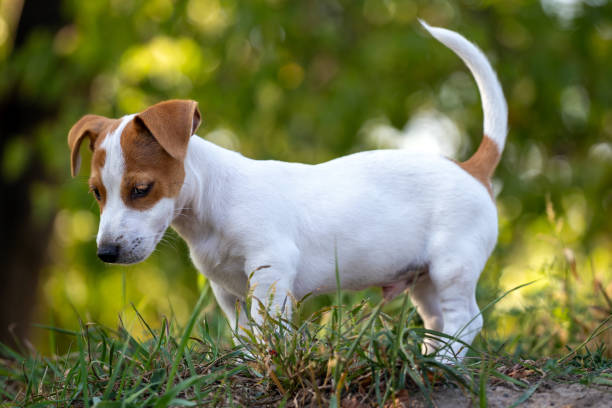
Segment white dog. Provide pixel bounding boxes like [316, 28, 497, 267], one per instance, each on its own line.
[68, 22, 507, 359]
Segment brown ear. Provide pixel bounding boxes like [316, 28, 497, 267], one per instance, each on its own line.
[68, 114, 116, 177]
[135, 100, 201, 161]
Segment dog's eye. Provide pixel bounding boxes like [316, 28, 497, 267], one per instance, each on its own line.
[131, 183, 153, 199]
[90, 186, 101, 201]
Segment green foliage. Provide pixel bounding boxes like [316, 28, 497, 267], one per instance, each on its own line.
[0, 0, 610, 364]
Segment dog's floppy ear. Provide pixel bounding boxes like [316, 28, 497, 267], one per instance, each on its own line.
[68, 114, 116, 177]
[135, 100, 201, 161]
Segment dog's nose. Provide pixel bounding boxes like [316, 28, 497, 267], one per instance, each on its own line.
[97, 244, 120, 263]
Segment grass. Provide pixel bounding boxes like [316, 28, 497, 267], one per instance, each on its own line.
[0, 278, 610, 407]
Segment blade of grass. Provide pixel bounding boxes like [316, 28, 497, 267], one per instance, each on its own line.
[77, 332, 89, 408]
[131, 302, 157, 340]
[479, 356, 489, 408]
[0, 384, 16, 400]
[0, 342, 25, 362]
[557, 315, 612, 364]
[452, 281, 537, 346]
[165, 285, 210, 389]
[48, 313, 57, 357]
[488, 370, 529, 388]
[101, 333, 133, 400]
[593, 375, 612, 386]
[335, 300, 385, 403]
[31, 324, 79, 336]
[333, 245, 342, 385]
[386, 292, 414, 399]
[183, 344, 203, 402]
[146, 318, 167, 370]
[508, 380, 542, 408]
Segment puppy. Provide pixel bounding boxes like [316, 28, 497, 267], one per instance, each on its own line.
[68, 22, 507, 359]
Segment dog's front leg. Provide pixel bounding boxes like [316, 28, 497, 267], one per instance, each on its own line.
[209, 281, 249, 333]
[244, 245, 298, 328]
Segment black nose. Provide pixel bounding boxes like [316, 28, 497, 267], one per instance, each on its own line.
[97, 244, 120, 263]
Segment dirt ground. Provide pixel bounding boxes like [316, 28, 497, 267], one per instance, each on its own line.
[404, 382, 612, 408]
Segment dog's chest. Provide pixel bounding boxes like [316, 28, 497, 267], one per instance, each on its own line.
[186, 233, 247, 298]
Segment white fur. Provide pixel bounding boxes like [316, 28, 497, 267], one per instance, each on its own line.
[95, 24, 507, 359]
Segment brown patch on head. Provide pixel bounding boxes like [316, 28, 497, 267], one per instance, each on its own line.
[69, 100, 201, 212]
[458, 135, 500, 198]
[116, 100, 201, 211]
[119, 119, 187, 210]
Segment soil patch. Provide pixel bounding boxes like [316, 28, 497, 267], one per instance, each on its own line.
[403, 381, 611, 408]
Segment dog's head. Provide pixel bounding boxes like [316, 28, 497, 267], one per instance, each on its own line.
[68, 100, 201, 264]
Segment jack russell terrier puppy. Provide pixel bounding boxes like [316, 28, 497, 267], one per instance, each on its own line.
[68, 22, 507, 359]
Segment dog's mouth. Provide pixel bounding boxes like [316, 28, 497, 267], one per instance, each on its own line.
[97, 232, 164, 265]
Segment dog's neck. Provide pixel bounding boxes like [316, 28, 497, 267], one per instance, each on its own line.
[171, 136, 243, 244]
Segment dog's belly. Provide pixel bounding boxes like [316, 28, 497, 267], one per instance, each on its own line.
[292, 228, 430, 299]
[290, 203, 433, 298]
[338, 263, 428, 296]
[294, 259, 427, 298]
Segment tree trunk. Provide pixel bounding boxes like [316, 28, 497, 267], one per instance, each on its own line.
[0, 0, 64, 349]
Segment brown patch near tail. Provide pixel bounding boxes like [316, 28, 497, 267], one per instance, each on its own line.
[119, 119, 186, 211]
[458, 135, 500, 198]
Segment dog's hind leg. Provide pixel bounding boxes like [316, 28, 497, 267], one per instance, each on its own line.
[409, 275, 444, 355]
[426, 252, 484, 361]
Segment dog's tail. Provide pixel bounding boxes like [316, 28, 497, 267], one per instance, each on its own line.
[420, 20, 507, 189]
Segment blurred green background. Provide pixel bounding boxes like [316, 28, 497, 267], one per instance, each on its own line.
[0, 0, 611, 356]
